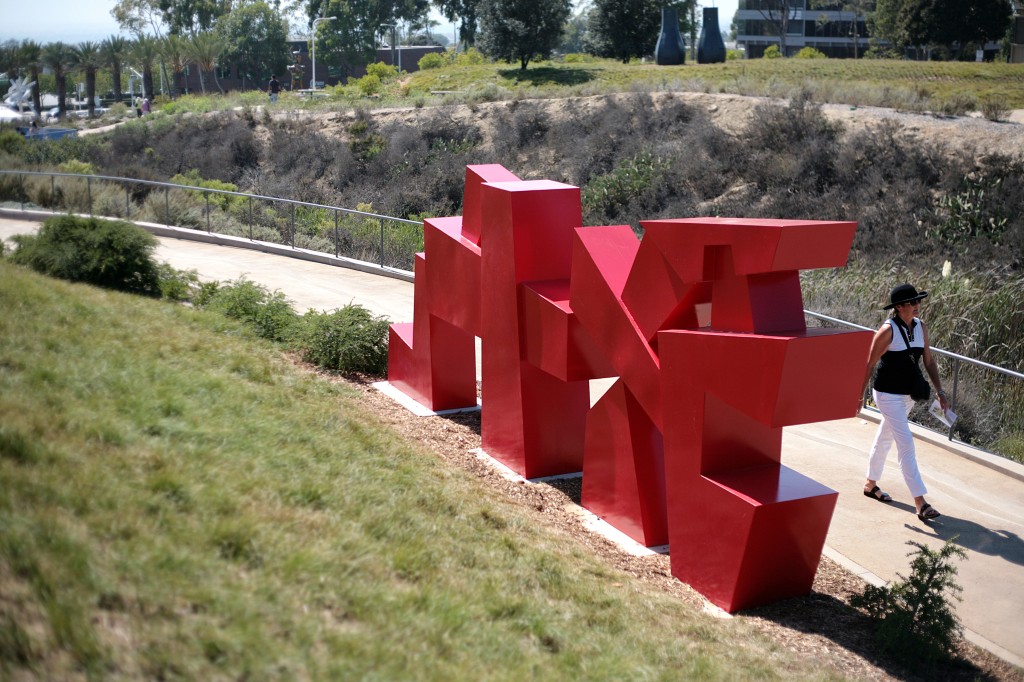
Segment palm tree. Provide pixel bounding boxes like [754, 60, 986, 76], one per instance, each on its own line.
[187, 31, 225, 94]
[100, 35, 129, 103]
[18, 40, 43, 117]
[160, 34, 190, 96]
[72, 41, 104, 117]
[130, 35, 160, 101]
[41, 41, 75, 120]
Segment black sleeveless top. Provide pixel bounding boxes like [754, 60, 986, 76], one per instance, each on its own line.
[873, 317, 924, 395]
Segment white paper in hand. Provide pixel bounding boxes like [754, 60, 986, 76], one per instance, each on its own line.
[929, 399, 957, 428]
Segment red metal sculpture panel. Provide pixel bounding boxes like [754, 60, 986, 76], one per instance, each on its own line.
[387, 165, 872, 612]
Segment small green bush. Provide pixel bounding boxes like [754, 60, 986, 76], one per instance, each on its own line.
[0, 129, 27, 155]
[365, 62, 399, 81]
[157, 263, 201, 302]
[9, 215, 161, 297]
[455, 47, 487, 66]
[355, 74, 383, 96]
[851, 538, 967, 663]
[57, 159, 97, 175]
[294, 305, 390, 375]
[418, 52, 446, 70]
[763, 45, 782, 59]
[196, 277, 299, 342]
[794, 47, 827, 59]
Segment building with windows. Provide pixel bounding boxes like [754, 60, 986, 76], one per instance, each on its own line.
[735, 1, 871, 58]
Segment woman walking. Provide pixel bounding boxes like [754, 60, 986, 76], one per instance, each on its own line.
[861, 284, 948, 521]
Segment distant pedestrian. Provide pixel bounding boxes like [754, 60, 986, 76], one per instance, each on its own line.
[268, 75, 281, 103]
[141, 97, 151, 115]
[134, 96, 142, 118]
[861, 284, 947, 522]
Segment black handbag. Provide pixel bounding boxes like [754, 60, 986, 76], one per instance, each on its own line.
[894, 320, 931, 402]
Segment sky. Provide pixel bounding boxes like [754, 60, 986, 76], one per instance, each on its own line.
[0, 0, 739, 45]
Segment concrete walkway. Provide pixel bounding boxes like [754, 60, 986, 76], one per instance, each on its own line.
[3, 213, 1022, 668]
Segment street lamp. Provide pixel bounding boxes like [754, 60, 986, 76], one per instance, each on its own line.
[311, 16, 336, 90]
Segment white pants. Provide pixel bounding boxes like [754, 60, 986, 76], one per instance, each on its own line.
[866, 389, 928, 498]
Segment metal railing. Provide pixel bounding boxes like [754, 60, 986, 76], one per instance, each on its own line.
[806, 310, 1024, 450]
[0, 170, 422, 271]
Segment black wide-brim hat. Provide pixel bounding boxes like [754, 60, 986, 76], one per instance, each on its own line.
[883, 283, 928, 309]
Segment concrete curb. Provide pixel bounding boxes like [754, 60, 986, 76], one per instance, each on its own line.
[857, 408, 1024, 483]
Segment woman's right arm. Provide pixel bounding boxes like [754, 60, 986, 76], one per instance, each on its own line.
[861, 323, 893, 402]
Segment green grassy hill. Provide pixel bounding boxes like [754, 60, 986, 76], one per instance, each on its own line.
[1, 260, 847, 680]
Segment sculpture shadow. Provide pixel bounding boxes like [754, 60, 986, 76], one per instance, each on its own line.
[744, 592, 999, 681]
[907, 514, 1024, 568]
[497, 66, 596, 87]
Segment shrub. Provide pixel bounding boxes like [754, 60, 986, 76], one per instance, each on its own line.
[455, 47, 487, 66]
[418, 52, 446, 70]
[763, 45, 782, 59]
[57, 159, 98, 175]
[851, 538, 967, 663]
[0, 130, 27, 155]
[979, 95, 1010, 122]
[365, 62, 399, 81]
[9, 215, 161, 297]
[355, 74, 383, 97]
[294, 304, 390, 375]
[196, 277, 299, 342]
[794, 47, 827, 59]
[157, 263, 201, 302]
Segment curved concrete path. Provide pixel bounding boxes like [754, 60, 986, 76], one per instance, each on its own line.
[3, 213, 1022, 669]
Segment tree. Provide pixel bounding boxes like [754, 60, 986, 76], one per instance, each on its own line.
[156, 0, 226, 34]
[585, 0, 660, 62]
[872, 0, 1010, 55]
[477, 0, 572, 69]
[112, 0, 168, 37]
[17, 40, 43, 116]
[432, 0, 482, 47]
[187, 31, 226, 93]
[72, 41, 104, 118]
[307, 0, 430, 77]
[130, 35, 161, 100]
[101, 36, 130, 103]
[41, 42, 75, 119]
[217, 2, 290, 89]
[585, 0, 694, 63]
[160, 34, 191, 96]
[811, 1, 875, 58]
[747, 0, 800, 56]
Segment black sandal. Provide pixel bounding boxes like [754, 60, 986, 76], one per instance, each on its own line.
[917, 504, 941, 521]
[863, 485, 892, 503]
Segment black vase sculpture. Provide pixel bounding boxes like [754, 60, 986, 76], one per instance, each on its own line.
[697, 7, 727, 64]
[654, 7, 685, 65]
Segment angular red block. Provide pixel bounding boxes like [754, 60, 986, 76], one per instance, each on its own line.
[387, 166, 874, 614]
[478, 180, 590, 478]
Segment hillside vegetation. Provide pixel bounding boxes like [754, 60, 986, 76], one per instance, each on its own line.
[1, 57, 1022, 454]
[1, 260, 860, 680]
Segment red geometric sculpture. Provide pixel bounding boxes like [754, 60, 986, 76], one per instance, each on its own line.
[387, 167, 872, 612]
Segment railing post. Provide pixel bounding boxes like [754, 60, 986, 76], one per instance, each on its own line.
[165, 186, 170, 227]
[248, 196, 253, 241]
[20, 174, 25, 211]
[334, 210, 339, 258]
[379, 219, 385, 269]
[290, 203, 295, 248]
[948, 358, 961, 441]
[125, 184, 130, 218]
[87, 176, 92, 216]
[50, 174, 55, 209]
[205, 193, 211, 232]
